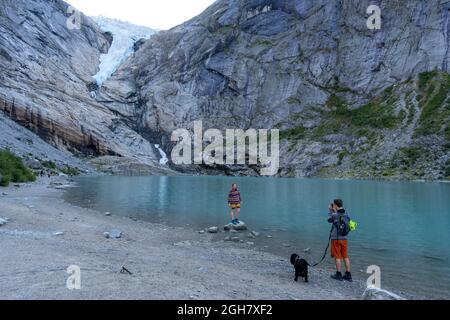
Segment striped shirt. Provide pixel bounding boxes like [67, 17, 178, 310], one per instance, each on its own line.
[228, 190, 242, 204]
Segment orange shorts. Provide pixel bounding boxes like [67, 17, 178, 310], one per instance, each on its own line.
[331, 240, 348, 259]
[230, 203, 241, 209]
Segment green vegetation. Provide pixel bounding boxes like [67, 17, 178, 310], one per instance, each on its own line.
[312, 86, 401, 141]
[42, 160, 57, 170]
[445, 160, 450, 179]
[214, 24, 239, 34]
[390, 147, 425, 170]
[445, 126, 450, 142]
[337, 151, 348, 165]
[280, 126, 306, 140]
[347, 100, 400, 129]
[325, 88, 401, 129]
[418, 70, 439, 91]
[398, 147, 422, 165]
[414, 71, 450, 137]
[251, 39, 274, 47]
[0, 149, 36, 187]
[60, 166, 80, 176]
[326, 94, 347, 114]
[287, 97, 301, 105]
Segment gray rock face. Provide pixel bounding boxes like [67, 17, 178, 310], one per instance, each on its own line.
[0, 113, 94, 173]
[0, 0, 161, 168]
[101, 0, 450, 179]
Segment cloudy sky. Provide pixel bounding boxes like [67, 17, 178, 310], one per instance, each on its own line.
[66, 0, 216, 30]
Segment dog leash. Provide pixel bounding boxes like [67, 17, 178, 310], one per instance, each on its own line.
[307, 226, 333, 267]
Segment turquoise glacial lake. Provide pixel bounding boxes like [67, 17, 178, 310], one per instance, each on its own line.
[64, 175, 450, 299]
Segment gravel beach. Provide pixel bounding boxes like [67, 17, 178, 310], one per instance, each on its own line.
[0, 177, 372, 300]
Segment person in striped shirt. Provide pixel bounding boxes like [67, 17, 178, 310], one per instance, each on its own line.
[228, 183, 242, 225]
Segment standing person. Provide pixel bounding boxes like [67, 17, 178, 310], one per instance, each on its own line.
[228, 183, 242, 225]
[328, 199, 352, 282]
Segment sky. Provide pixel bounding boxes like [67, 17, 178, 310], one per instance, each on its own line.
[66, 0, 216, 30]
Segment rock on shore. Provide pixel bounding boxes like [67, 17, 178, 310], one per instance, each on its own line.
[224, 221, 247, 231]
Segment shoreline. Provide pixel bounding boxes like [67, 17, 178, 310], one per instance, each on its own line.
[0, 176, 418, 300]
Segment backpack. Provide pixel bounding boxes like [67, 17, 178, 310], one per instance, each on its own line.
[335, 214, 351, 237]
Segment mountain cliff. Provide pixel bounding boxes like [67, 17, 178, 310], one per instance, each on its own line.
[1, 0, 449, 179]
[0, 0, 169, 174]
[100, 0, 450, 179]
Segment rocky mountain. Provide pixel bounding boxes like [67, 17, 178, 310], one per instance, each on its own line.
[1, 0, 449, 180]
[100, 0, 450, 179]
[0, 0, 172, 174]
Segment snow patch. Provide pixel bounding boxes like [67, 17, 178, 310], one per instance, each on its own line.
[155, 144, 169, 165]
[91, 17, 155, 87]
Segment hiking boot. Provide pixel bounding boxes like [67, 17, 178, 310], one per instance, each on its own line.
[331, 272, 343, 281]
[343, 272, 353, 282]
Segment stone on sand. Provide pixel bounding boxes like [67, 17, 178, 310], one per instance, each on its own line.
[207, 226, 219, 234]
[224, 221, 247, 231]
[104, 229, 122, 239]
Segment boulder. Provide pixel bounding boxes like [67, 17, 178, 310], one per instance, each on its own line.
[104, 229, 122, 239]
[25, 158, 43, 170]
[0, 218, 7, 226]
[250, 231, 260, 237]
[52, 231, 64, 236]
[104, 212, 112, 216]
[224, 221, 247, 231]
[207, 226, 219, 234]
[362, 287, 405, 300]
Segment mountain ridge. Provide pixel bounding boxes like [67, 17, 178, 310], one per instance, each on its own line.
[0, 0, 449, 180]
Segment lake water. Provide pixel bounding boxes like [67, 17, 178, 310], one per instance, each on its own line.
[64, 175, 450, 299]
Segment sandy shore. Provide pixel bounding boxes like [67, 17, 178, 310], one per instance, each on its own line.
[0, 177, 371, 300]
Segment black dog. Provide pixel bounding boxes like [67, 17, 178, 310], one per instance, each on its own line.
[290, 254, 308, 282]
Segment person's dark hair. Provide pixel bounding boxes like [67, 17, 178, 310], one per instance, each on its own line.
[333, 199, 343, 208]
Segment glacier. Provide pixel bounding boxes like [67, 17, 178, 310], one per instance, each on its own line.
[91, 16, 155, 87]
